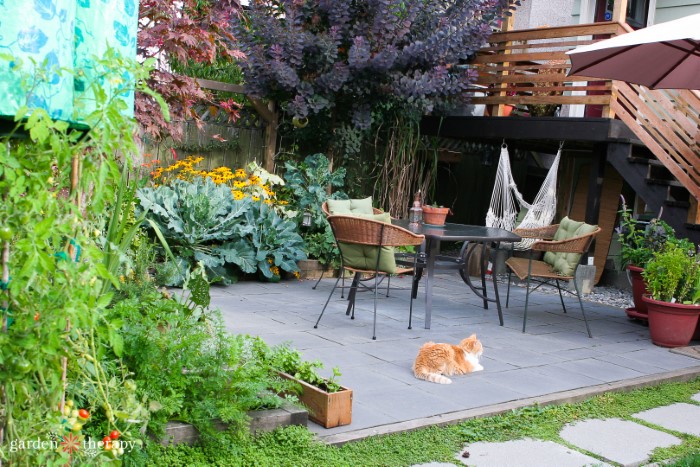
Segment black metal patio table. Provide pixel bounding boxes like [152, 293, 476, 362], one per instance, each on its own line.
[394, 220, 521, 329]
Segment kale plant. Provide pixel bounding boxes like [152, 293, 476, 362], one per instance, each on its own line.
[137, 177, 306, 284]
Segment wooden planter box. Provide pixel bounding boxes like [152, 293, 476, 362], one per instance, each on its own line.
[297, 259, 333, 280]
[279, 372, 352, 428]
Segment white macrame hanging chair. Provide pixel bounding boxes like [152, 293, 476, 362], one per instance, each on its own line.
[485, 143, 561, 249]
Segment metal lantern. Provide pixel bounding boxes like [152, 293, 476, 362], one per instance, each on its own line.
[302, 210, 313, 227]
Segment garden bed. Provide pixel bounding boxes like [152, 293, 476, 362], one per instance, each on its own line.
[159, 403, 308, 446]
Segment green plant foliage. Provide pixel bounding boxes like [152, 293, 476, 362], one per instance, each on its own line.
[643, 242, 700, 304]
[282, 153, 347, 267]
[268, 343, 342, 393]
[111, 290, 295, 437]
[137, 177, 306, 285]
[618, 198, 679, 269]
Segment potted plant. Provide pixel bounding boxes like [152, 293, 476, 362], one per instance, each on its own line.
[641, 242, 700, 347]
[270, 344, 352, 428]
[422, 203, 452, 226]
[618, 197, 677, 320]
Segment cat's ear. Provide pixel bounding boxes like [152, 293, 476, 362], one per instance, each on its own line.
[468, 333, 477, 340]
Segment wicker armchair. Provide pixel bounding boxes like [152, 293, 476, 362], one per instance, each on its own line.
[314, 215, 425, 340]
[505, 222, 602, 338]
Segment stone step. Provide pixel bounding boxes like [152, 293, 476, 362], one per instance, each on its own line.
[457, 439, 610, 467]
[559, 418, 681, 467]
[633, 403, 700, 437]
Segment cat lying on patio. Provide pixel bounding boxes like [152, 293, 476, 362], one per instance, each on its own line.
[412, 334, 483, 384]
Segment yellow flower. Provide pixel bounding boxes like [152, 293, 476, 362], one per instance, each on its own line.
[293, 271, 300, 279]
[234, 169, 247, 178]
[232, 190, 244, 200]
[252, 196, 260, 201]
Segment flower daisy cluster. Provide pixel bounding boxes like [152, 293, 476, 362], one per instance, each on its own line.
[150, 156, 289, 209]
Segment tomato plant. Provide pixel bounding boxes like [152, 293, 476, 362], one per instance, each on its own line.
[0, 52, 155, 465]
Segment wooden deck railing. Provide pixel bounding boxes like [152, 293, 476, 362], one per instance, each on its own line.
[611, 83, 700, 201]
[469, 22, 629, 115]
[471, 22, 700, 205]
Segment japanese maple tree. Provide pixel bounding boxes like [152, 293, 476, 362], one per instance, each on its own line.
[137, 0, 245, 140]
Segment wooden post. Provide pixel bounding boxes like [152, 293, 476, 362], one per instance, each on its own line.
[247, 97, 277, 172]
[263, 102, 278, 173]
[494, 14, 516, 117]
[612, 0, 629, 24]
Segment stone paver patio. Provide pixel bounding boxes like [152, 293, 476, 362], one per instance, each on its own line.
[213, 272, 700, 444]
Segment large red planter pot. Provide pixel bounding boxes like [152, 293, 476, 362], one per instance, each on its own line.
[626, 265, 649, 320]
[641, 295, 700, 348]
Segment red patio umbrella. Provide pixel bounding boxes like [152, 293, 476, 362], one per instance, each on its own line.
[566, 13, 700, 90]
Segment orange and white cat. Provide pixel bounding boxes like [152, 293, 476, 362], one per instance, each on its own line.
[412, 334, 483, 384]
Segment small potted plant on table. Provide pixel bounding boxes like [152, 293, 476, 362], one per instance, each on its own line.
[422, 203, 452, 226]
[642, 241, 700, 347]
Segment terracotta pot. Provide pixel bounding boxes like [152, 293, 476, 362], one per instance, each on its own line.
[626, 265, 649, 320]
[641, 295, 700, 348]
[422, 205, 451, 226]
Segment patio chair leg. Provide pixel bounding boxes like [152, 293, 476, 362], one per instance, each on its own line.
[314, 274, 343, 329]
[522, 273, 531, 333]
[574, 278, 593, 338]
[480, 243, 489, 310]
[346, 273, 361, 319]
[311, 270, 325, 290]
[506, 270, 512, 308]
[341, 271, 346, 298]
[386, 275, 391, 297]
[372, 273, 380, 340]
[555, 279, 568, 313]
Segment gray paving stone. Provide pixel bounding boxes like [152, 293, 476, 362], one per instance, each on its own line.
[459, 439, 610, 467]
[549, 358, 646, 383]
[633, 403, 700, 436]
[560, 418, 681, 466]
[693, 392, 700, 403]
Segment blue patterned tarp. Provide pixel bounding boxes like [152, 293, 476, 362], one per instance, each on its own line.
[0, 0, 139, 127]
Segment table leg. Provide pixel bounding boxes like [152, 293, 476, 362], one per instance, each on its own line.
[424, 238, 439, 329]
[491, 241, 504, 326]
[479, 241, 489, 310]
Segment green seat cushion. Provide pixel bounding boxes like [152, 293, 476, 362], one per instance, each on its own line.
[327, 197, 374, 215]
[543, 217, 598, 276]
[338, 212, 397, 274]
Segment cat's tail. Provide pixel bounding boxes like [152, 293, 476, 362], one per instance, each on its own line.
[414, 370, 452, 384]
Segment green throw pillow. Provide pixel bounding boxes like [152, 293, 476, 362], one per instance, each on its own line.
[327, 197, 374, 215]
[543, 217, 598, 276]
[338, 212, 397, 274]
